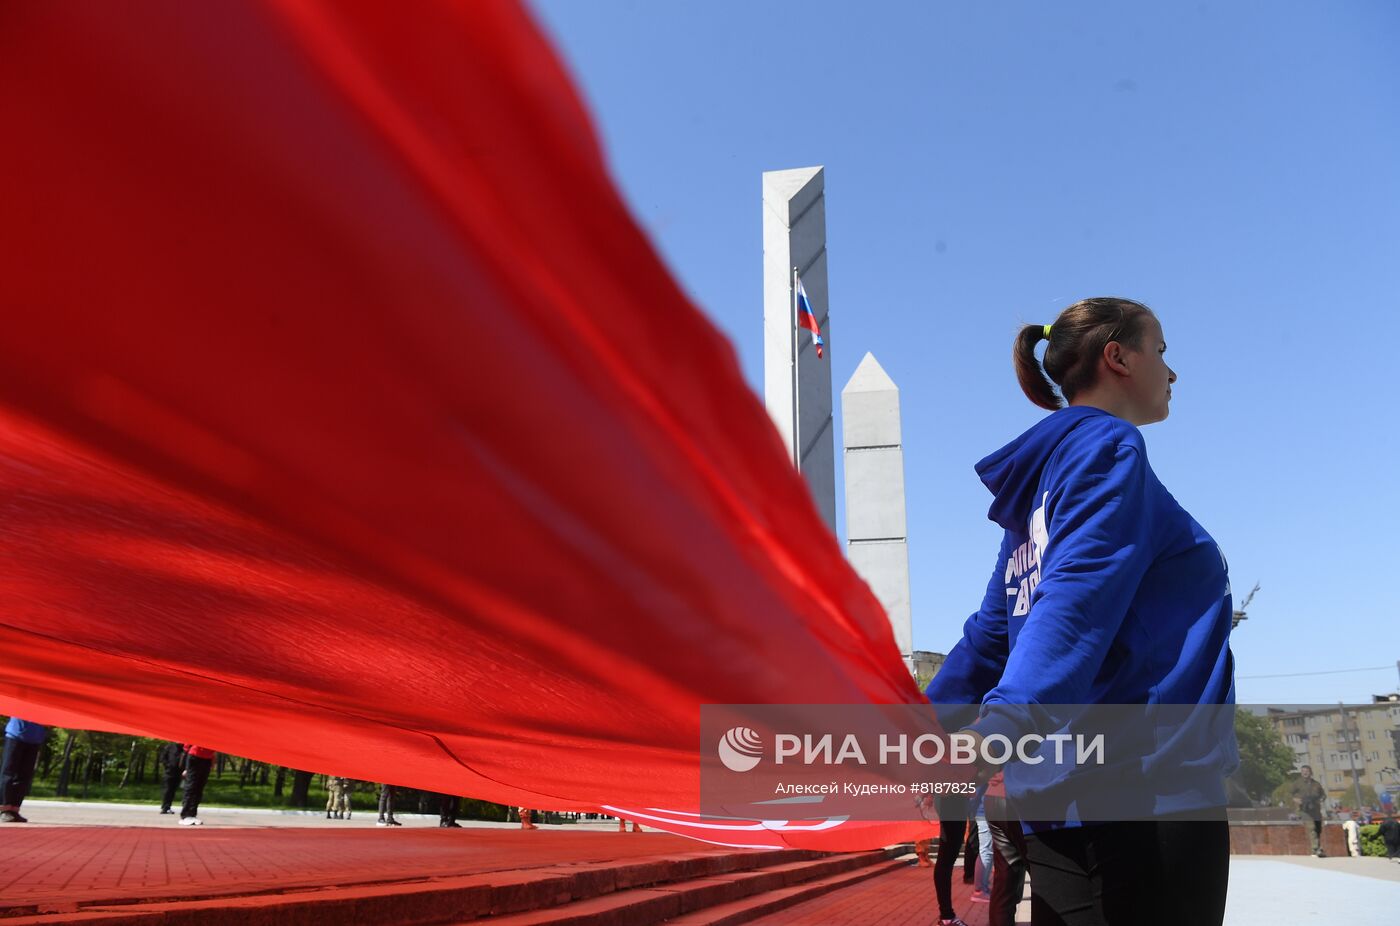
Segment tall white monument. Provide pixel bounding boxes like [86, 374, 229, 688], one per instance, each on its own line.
[763, 166, 836, 534]
[841, 352, 913, 663]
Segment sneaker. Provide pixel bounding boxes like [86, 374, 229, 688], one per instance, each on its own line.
[159, 808, 174, 815]
[179, 817, 203, 826]
[969, 890, 990, 903]
[0, 811, 28, 823]
[439, 820, 462, 828]
[376, 819, 388, 826]
[386, 819, 402, 826]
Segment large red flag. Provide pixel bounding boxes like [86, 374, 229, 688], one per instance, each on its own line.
[0, 0, 934, 848]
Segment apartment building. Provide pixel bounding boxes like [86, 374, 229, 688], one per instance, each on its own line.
[1267, 696, 1400, 805]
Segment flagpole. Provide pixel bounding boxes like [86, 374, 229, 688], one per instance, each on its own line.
[791, 266, 801, 471]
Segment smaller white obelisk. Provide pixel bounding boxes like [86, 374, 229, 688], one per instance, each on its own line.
[841, 353, 913, 664]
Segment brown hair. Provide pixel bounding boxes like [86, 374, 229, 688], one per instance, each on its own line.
[1014, 297, 1156, 411]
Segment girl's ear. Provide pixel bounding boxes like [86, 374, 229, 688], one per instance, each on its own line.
[1102, 340, 1132, 377]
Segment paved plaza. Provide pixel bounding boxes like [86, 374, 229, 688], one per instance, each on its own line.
[3, 802, 688, 911]
[3, 802, 1397, 923]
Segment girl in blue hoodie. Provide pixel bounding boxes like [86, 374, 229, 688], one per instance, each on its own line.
[926, 298, 1236, 926]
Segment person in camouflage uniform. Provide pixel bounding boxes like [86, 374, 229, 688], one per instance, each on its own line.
[336, 778, 354, 819]
[325, 776, 347, 819]
[1290, 765, 1328, 856]
[324, 776, 339, 818]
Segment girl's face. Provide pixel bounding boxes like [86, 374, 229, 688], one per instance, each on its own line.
[1123, 317, 1177, 425]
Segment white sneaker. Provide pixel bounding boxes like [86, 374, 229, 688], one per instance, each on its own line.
[179, 817, 203, 826]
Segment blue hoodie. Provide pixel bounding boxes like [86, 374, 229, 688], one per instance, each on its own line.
[4, 717, 47, 745]
[926, 407, 1237, 820]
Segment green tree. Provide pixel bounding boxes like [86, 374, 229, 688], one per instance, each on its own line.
[1344, 783, 1380, 809]
[1233, 708, 1296, 801]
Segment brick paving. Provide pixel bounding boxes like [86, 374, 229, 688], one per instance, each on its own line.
[1, 804, 1011, 923]
[0, 823, 724, 912]
[15, 803, 1393, 925]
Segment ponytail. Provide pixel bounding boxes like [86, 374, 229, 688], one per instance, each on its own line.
[1014, 324, 1061, 410]
[1013, 297, 1155, 410]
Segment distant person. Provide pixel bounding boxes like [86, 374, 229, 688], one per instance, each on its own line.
[1378, 815, 1400, 863]
[336, 777, 354, 819]
[962, 799, 979, 887]
[1291, 765, 1327, 856]
[439, 793, 461, 828]
[930, 793, 972, 926]
[1342, 813, 1361, 857]
[179, 744, 215, 825]
[157, 742, 185, 815]
[377, 783, 401, 826]
[1, 718, 47, 824]
[969, 796, 993, 903]
[926, 300, 1238, 925]
[518, 806, 537, 830]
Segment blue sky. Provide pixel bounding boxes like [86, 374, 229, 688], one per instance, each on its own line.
[528, 1, 1400, 704]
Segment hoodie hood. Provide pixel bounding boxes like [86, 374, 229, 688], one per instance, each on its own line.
[975, 406, 1114, 530]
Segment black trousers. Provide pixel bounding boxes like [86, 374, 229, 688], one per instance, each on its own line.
[378, 784, 395, 819]
[963, 817, 979, 882]
[932, 795, 970, 921]
[181, 755, 213, 818]
[1024, 814, 1229, 926]
[160, 764, 183, 812]
[439, 794, 458, 824]
[986, 795, 1028, 926]
[1, 737, 41, 808]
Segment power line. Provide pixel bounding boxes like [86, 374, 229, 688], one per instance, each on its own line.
[1236, 665, 1394, 680]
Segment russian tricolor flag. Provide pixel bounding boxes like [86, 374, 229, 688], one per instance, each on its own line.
[796, 277, 824, 359]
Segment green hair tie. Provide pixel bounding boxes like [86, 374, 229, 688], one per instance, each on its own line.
[1042, 324, 1053, 340]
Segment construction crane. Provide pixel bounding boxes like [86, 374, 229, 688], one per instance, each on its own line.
[1231, 582, 1260, 629]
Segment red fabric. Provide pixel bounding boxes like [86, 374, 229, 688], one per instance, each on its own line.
[0, 0, 935, 849]
[185, 746, 217, 761]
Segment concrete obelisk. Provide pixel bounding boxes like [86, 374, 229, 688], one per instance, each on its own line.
[841, 353, 913, 664]
[763, 166, 836, 534]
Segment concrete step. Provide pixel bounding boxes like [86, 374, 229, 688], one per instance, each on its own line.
[475, 851, 908, 926]
[0, 848, 894, 925]
[663, 856, 913, 926]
